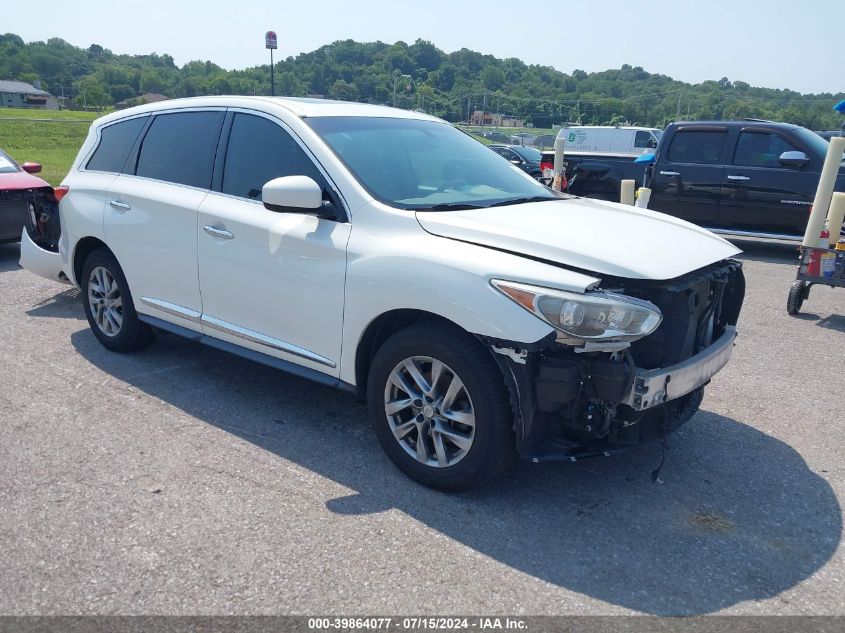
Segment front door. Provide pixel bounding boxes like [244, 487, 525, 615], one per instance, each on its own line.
[197, 111, 349, 375]
[719, 129, 818, 236]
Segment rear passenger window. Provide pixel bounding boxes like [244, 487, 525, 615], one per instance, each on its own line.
[667, 131, 727, 164]
[86, 117, 147, 173]
[136, 111, 223, 188]
[222, 114, 323, 200]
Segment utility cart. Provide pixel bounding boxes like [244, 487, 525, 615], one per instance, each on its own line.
[787, 100, 845, 315]
[787, 246, 845, 314]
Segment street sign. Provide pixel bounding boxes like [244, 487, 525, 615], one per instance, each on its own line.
[265, 31, 278, 50]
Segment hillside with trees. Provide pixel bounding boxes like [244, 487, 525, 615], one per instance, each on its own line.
[1, 33, 842, 129]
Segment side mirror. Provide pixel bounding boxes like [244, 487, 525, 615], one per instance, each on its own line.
[263, 176, 341, 221]
[779, 151, 810, 168]
[510, 159, 522, 165]
[21, 162, 42, 174]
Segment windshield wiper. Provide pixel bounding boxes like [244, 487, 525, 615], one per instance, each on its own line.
[424, 202, 488, 211]
[488, 196, 560, 207]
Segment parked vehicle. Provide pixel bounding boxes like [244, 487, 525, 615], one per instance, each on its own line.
[545, 120, 845, 240]
[644, 121, 845, 240]
[0, 148, 55, 245]
[21, 97, 745, 491]
[557, 126, 662, 155]
[489, 144, 543, 179]
[539, 149, 646, 199]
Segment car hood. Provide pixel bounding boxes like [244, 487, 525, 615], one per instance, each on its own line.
[416, 198, 741, 280]
[0, 170, 51, 191]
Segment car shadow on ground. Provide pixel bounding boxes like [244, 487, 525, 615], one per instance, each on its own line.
[67, 326, 841, 616]
[25, 286, 82, 319]
[0, 242, 21, 273]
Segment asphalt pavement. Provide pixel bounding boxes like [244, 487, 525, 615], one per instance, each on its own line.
[0, 238, 843, 615]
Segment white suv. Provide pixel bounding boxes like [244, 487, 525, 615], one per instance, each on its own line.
[21, 97, 745, 490]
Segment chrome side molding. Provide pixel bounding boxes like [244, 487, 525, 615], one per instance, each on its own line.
[139, 297, 201, 322]
[200, 314, 336, 368]
[138, 298, 336, 368]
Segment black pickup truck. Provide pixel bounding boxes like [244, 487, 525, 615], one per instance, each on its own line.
[543, 120, 845, 240]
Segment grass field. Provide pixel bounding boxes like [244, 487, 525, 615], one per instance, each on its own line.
[0, 109, 99, 185]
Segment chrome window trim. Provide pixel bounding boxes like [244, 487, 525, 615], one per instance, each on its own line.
[80, 112, 151, 175]
[200, 314, 336, 368]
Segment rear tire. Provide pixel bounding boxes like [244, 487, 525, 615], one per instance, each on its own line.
[367, 322, 516, 491]
[81, 249, 154, 352]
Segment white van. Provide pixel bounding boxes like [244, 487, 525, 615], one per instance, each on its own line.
[558, 126, 662, 155]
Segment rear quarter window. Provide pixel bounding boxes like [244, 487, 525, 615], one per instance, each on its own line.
[85, 117, 148, 173]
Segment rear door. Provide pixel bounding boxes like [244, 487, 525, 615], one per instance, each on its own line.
[719, 128, 818, 235]
[105, 109, 225, 330]
[649, 126, 728, 227]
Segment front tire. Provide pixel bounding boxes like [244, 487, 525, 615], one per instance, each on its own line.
[367, 322, 515, 491]
[81, 249, 154, 352]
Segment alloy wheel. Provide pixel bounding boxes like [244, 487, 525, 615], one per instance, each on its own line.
[384, 356, 476, 468]
[87, 266, 123, 337]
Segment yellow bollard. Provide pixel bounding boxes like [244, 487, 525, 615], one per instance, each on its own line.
[552, 136, 566, 193]
[804, 137, 845, 247]
[620, 180, 635, 206]
[635, 187, 651, 209]
[827, 192, 845, 246]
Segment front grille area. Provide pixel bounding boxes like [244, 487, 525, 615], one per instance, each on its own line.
[611, 260, 745, 369]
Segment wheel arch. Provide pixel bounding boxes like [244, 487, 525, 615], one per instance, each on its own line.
[72, 236, 113, 286]
[354, 309, 468, 399]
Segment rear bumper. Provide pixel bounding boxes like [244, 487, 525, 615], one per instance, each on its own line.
[19, 228, 70, 284]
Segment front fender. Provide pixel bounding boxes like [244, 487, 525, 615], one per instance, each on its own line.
[338, 207, 600, 385]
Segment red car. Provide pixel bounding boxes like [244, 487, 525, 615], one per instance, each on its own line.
[0, 148, 54, 244]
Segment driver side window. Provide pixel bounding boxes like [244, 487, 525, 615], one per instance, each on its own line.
[222, 113, 323, 200]
[733, 132, 799, 168]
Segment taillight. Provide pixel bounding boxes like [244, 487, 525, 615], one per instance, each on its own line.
[53, 185, 69, 202]
[540, 161, 553, 173]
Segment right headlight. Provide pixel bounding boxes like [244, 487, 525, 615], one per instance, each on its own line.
[492, 279, 663, 341]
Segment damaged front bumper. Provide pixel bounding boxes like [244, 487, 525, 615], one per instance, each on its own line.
[622, 325, 736, 412]
[486, 259, 745, 462]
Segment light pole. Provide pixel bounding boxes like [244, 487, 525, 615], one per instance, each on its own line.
[393, 74, 411, 108]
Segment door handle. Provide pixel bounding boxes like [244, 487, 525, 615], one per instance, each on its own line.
[203, 225, 234, 240]
[727, 175, 750, 181]
[659, 171, 680, 176]
[109, 200, 131, 211]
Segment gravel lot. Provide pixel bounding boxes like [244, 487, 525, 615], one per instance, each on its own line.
[0, 239, 843, 616]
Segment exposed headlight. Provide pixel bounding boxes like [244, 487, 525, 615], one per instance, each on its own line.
[491, 279, 662, 341]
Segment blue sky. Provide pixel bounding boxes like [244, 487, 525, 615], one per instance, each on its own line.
[7, 0, 843, 94]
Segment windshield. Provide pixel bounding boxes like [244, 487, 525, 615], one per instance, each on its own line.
[511, 146, 542, 162]
[0, 149, 20, 174]
[305, 116, 562, 210]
